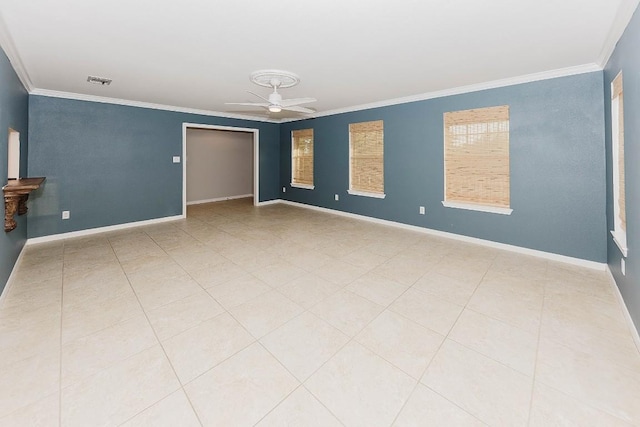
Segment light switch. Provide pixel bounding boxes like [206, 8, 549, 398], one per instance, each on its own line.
[172, 156, 181, 163]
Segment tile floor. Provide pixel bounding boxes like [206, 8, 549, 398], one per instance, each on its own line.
[1, 198, 639, 426]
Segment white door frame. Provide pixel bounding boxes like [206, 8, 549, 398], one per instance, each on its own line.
[182, 122, 260, 216]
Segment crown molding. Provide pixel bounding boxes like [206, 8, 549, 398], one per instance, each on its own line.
[29, 88, 279, 124]
[0, 12, 33, 91]
[26, 63, 603, 125]
[281, 63, 602, 122]
[597, 0, 640, 67]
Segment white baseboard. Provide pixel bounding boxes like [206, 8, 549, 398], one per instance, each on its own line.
[187, 194, 253, 206]
[26, 214, 185, 245]
[606, 267, 640, 354]
[256, 199, 282, 206]
[0, 243, 28, 308]
[279, 200, 607, 271]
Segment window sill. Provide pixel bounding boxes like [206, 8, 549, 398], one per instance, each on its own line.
[611, 230, 628, 257]
[348, 190, 386, 199]
[442, 201, 513, 215]
[291, 183, 315, 190]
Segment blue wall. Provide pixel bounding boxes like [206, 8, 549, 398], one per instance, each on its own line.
[27, 96, 280, 238]
[280, 72, 607, 262]
[0, 48, 30, 294]
[605, 6, 640, 331]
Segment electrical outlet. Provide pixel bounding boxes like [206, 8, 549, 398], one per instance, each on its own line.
[334, 194, 339, 201]
[62, 210, 70, 220]
[419, 206, 425, 215]
[282, 187, 286, 193]
[621, 258, 626, 276]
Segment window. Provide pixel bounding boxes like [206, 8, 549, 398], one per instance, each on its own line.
[348, 120, 385, 198]
[611, 71, 627, 256]
[7, 129, 20, 180]
[291, 128, 314, 189]
[443, 105, 512, 215]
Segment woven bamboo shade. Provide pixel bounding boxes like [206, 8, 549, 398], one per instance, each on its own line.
[292, 129, 314, 186]
[612, 72, 626, 231]
[444, 106, 510, 208]
[349, 120, 384, 194]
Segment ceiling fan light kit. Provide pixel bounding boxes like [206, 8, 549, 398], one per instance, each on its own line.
[226, 69, 317, 116]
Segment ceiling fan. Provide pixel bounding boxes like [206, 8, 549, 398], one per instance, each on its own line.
[226, 70, 317, 114]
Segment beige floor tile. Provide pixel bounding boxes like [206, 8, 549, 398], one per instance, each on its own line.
[261, 312, 350, 381]
[540, 295, 640, 372]
[312, 260, 369, 286]
[62, 292, 143, 344]
[146, 290, 224, 340]
[251, 260, 308, 287]
[0, 392, 59, 427]
[389, 288, 463, 335]
[228, 290, 304, 338]
[256, 387, 342, 427]
[393, 384, 485, 426]
[346, 273, 409, 306]
[449, 309, 538, 376]
[0, 316, 60, 365]
[0, 352, 60, 418]
[131, 276, 202, 311]
[371, 256, 432, 286]
[341, 248, 388, 270]
[61, 313, 158, 387]
[278, 274, 341, 309]
[412, 271, 479, 306]
[123, 258, 186, 283]
[422, 339, 532, 426]
[536, 338, 640, 424]
[188, 260, 249, 288]
[162, 312, 255, 384]
[184, 343, 299, 426]
[62, 263, 129, 293]
[431, 257, 489, 284]
[166, 246, 226, 271]
[467, 274, 543, 334]
[305, 341, 416, 427]
[529, 381, 633, 427]
[120, 390, 201, 427]
[310, 290, 384, 337]
[61, 345, 180, 426]
[206, 275, 272, 309]
[1, 277, 62, 311]
[286, 250, 335, 272]
[356, 310, 444, 379]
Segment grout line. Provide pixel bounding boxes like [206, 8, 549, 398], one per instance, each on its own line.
[109, 232, 205, 427]
[526, 266, 548, 426]
[58, 240, 65, 427]
[388, 262, 489, 426]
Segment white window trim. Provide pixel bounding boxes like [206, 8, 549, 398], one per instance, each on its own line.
[291, 130, 314, 189]
[290, 183, 315, 190]
[442, 200, 513, 215]
[348, 122, 384, 197]
[610, 77, 627, 258]
[611, 230, 628, 258]
[348, 189, 386, 199]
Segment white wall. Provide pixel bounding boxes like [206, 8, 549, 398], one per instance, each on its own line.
[186, 129, 253, 204]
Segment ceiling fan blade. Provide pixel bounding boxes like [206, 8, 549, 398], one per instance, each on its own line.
[248, 91, 271, 103]
[225, 102, 269, 107]
[282, 105, 316, 114]
[279, 97, 317, 107]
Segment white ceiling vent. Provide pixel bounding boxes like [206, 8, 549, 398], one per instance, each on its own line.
[86, 75, 112, 85]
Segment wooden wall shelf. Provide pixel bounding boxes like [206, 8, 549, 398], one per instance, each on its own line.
[3, 177, 45, 232]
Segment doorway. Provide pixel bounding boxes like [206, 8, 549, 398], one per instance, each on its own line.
[182, 123, 259, 216]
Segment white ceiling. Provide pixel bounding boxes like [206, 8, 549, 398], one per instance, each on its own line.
[0, 0, 638, 121]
